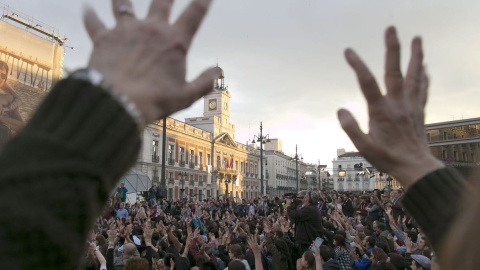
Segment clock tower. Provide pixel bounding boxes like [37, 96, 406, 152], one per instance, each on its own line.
[185, 66, 235, 138]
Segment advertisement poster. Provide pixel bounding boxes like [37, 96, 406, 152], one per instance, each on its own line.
[0, 6, 64, 148]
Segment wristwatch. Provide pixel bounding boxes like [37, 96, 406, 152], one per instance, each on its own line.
[69, 68, 145, 129]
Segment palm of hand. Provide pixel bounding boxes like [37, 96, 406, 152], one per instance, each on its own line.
[84, 0, 219, 123]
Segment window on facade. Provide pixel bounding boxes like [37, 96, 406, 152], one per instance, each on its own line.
[199, 152, 203, 165]
[442, 149, 447, 159]
[454, 151, 458, 160]
[199, 175, 203, 182]
[255, 164, 257, 175]
[179, 147, 185, 162]
[223, 157, 228, 168]
[241, 162, 244, 173]
[338, 165, 342, 169]
[168, 144, 175, 160]
[463, 152, 466, 161]
[152, 140, 159, 158]
[444, 132, 448, 140]
[190, 149, 195, 163]
[250, 163, 253, 174]
[207, 154, 211, 165]
[169, 172, 173, 180]
[217, 156, 221, 168]
[168, 188, 173, 200]
[235, 161, 238, 170]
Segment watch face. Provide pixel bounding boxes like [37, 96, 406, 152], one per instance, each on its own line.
[209, 100, 217, 110]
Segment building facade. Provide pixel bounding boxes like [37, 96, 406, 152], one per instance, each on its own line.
[426, 117, 480, 176]
[332, 149, 401, 192]
[135, 68, 264, 201]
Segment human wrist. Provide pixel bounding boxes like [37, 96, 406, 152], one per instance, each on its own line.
[70, 67, 145, 129]
[390, 153, 444, 189]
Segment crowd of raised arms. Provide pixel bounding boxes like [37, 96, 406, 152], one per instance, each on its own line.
[0, 0, 477, 269]
[88, 188, 433, 270]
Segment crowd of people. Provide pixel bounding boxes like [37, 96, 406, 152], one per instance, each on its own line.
[0, 0, 477, 269]
[88, 186, 435, 270]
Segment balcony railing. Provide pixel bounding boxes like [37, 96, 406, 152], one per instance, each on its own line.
[179, 160, 185, 167]
[189, 162, 195, 168]
[152, 155, 160, 163]
[168, 158, 174, 165]
[168, 178, 174, 184]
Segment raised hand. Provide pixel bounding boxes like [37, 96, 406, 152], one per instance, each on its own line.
[338, 26, 444, 189]
[83, 0, 220, 124]
[247, 235, 261, 254]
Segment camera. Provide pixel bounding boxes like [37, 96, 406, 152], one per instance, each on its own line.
[284, 193, 303, 205]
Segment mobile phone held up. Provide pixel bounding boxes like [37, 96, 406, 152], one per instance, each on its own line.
[310, 237, 324, 252]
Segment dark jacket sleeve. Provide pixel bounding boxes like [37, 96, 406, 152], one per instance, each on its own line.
[107, 247, 115, 270]
[0, 78, 141, 269]
[401, 167, 468, 251]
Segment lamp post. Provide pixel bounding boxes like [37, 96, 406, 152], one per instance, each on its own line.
[292, 144, 303, 193]
[386, 176, 393, 195]
[252, 122, 270, 196]
[160, 117, 167, 198]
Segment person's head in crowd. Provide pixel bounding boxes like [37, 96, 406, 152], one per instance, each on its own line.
[124, 257, 149, 270]
[228, 244, 244, 260]
[319, 245, 332, 264]
[200, 261, 219, 270]
[119, 202, 125, 209]
[361, 196, 368, 203]
[337, 196, 344, 204]
[358, 232, 367, 241]
[417, 237, 430, 251]
[333, 234, 346, 249]
[375, 242, 389, 255]
[387, 253, 407, 270]
[302, 191, 319, 207]
[164, 253, 176, 268]
[298, 250, 315, 270]
[391, 190, 401, 200]
[364, 236, 376, 249]
[356, 224, 365, 232]
[376, 223, 387, 235]
[405, 231, 418, 244]
[370, 247, 388, 264]
[372, 220, 378, 230]
[381, 194, 390, 203]
[228, 259, 246, 270]
[411, 255, 431, 270]
[373, 261, 396, 270]
[123, 243, 137, 258]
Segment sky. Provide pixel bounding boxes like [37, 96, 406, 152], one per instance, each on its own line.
[2, 0, 480, 170]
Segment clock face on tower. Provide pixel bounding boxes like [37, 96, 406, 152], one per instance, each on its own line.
[209, 100, 217, 110]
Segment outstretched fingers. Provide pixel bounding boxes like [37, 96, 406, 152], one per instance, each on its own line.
[174, 0, 213, 47]
[182, 67, 221, 106]
[405, 37, 424, 100]
[148, 0, 174, 22]
[83, 6, 106, 40]
[111, 0, 136, 24]
[337, 109, 371, 153]
[344, 49, 383, 106]
[384, 26, 404, 97]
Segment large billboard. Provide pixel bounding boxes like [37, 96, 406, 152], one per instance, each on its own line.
[0, 10, 64, 148]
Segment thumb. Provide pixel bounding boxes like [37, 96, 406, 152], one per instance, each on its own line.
[184, 66, 222, 105]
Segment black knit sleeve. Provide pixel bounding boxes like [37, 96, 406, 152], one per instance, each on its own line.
[402, 167, 467, 251]
[0, 78, 141, 269]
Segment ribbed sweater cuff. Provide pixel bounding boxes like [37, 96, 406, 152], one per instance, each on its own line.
[402, 167, 466, 249]
[21, 78, 141, 189]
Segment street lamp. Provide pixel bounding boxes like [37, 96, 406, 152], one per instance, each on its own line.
[252, 122, 270, 196]
[291, 144, 303, 193]
[386, 176, 393, 195]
